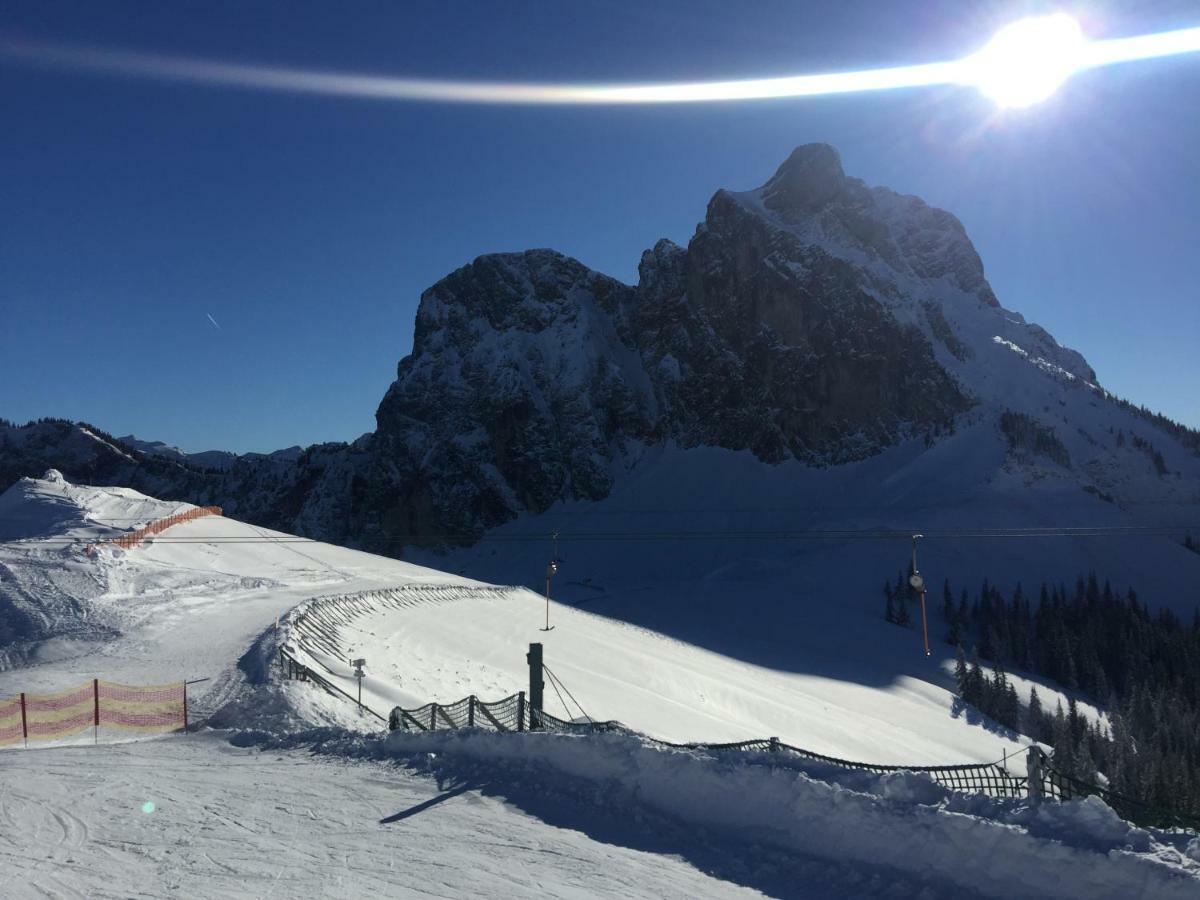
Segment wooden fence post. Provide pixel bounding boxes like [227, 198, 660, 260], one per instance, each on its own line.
[468, 695, 475, 728]
[1027, 746, 1043, 801]
[20, 693, 27, 749]
[93, 678, 99, 744]
[526, 644, 543, 731]
[430, 704, 437, 731]
[517, 691, 525, 732]
[182, 681, 188, 735]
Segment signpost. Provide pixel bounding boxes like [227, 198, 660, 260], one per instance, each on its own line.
[351, 658, 366, 709]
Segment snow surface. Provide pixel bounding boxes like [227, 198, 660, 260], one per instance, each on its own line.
[1, 474, 1198, 898]
[282, 585, 1035, 769]
[0, 475, 480, 702]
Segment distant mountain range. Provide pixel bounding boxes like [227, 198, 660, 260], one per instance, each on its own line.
[4, 144, 1199, 569]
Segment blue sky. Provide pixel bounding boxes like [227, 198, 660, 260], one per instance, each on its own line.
[2, 1, 1198, 452]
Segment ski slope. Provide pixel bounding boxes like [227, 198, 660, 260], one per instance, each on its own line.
[284, 586, 1034, 768]
[0, 472, 481, 709]
[2, 473, 1199, 899]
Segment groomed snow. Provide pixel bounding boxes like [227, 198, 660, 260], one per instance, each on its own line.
[2, 474, 1198, 898]
[282, 586, 1035, 769]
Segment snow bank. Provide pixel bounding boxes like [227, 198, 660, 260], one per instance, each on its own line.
[381, 729, 1200, 900]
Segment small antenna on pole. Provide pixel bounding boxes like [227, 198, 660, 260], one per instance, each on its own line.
[910, 534, 932, 657]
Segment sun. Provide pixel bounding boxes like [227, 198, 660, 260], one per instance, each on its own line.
[966, 13, 1088, 107]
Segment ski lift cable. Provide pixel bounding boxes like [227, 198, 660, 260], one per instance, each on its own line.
[9, 523, 1200, 546]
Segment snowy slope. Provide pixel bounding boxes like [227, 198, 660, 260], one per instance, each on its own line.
[0, 473, 480, 703]
[282, 585, 1037, 769]
[2, 474, 1198, 899]
[0, 734, 770, 900]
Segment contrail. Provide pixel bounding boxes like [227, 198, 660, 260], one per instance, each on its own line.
[206, 313, 221, 330]
[1, 23, 1198, 106]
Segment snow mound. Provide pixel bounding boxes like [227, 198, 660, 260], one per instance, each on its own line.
[0, 473, 189, 541]
[382, 728, 1200, 900]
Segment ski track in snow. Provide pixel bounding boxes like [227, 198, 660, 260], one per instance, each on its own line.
[0, 735, 772, 900]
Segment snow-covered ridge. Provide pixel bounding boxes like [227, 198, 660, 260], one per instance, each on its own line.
[5, 144, 1199, 570]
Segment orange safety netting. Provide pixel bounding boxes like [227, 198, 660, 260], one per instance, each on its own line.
[0, 679, 187, 748]
[23, 683, 95, 741]
[97, 680, 185, 732]
[0, 696, 22, 747]
[110, 506, 222, 551]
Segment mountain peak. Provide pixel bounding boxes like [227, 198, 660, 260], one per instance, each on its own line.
[762, 143, 846, 211]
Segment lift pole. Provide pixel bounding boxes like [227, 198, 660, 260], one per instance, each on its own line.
[910, 534, 932, 657]
[541, 560, 557, 631]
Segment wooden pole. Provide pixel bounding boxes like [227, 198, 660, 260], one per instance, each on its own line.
[526, 643, 544, 730]
[20, 693, 27, 749]
[93, 678, 99, 745]
[1027, 746, 1043, 801]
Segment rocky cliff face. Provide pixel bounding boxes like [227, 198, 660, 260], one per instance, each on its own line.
[4, 145, 1195, 553]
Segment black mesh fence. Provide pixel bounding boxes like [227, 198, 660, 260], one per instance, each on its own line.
[1033, 752, 1200, 832]
[389, 693, 528, 733]
[385, 693, 1026, 798]
[282, 646, 1196, 833]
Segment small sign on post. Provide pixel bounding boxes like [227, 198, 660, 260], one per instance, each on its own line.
[351, 658, 366, 709]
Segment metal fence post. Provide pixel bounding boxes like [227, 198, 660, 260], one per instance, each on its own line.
[468, 695, 475, 728]
[20, 693, 27, 749]
[430, 703, 437, 731]
[517, 691, 525, 732]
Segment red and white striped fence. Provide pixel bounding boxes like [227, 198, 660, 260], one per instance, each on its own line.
[0, 679, 190, 749]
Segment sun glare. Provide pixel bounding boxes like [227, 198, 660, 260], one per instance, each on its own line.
[966, 14, 1087, 107]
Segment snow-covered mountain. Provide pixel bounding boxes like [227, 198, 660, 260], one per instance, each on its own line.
[3, 145, 1198, 594]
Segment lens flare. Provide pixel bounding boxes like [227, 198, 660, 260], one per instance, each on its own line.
[965, 14, 1087, 107]
[2, 19, 1199, 108]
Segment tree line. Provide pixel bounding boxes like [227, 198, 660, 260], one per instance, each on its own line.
[885, 571, 1200, 816]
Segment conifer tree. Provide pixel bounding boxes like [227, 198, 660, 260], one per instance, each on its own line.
[1027, 687, 1045, 743]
